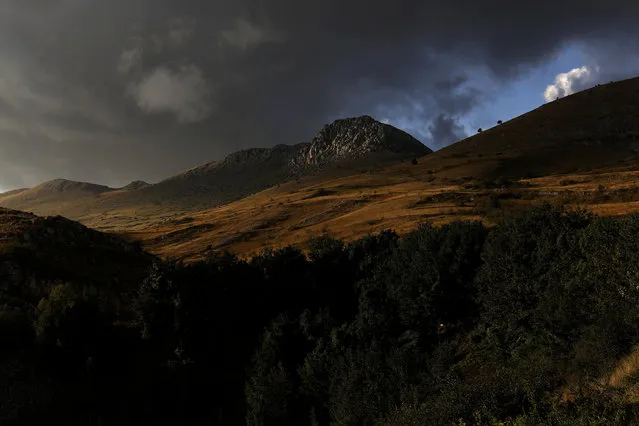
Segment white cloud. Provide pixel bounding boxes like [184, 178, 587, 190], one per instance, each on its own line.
[221, 19, 283, 50]
[544, 65, 595, 102]
[130, 64, 213, 123]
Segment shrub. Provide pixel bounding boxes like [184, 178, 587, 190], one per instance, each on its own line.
[305, 188, 334, 199]
[34, 282, 113, 367]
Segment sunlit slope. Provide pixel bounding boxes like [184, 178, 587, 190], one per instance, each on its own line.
[117, 77, 639, 260]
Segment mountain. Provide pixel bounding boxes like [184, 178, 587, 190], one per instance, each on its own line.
[0, 116, 430, 220]
[0, 179, 119, 219]
[151, 115, 430, 201]
[291, 115, 429, 169]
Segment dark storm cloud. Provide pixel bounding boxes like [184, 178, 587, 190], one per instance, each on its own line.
[0, 0, 638, 189]
[429, 115, 469, 149]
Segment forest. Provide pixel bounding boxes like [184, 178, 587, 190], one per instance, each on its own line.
[3, 204, 639, 425]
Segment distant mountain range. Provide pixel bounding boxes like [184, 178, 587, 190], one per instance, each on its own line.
[0, 115, 430, 217]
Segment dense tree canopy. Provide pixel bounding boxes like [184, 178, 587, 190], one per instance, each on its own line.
[2, 205, 639, 424]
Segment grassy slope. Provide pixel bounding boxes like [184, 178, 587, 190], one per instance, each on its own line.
[114, 77, 639, 261]
[3, 77, 639, 261]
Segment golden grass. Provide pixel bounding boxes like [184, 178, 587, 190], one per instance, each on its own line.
[105, 156, 639, 262]
[5, 77, 639, 261]
[607, 345, 639, 389]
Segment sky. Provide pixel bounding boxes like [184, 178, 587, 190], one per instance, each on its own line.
[1, 1, 639, 192]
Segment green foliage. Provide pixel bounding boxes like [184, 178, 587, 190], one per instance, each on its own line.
[9, 205, 639, 425]
[34, 283, 111, 352]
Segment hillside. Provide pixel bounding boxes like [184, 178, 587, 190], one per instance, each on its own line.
[0, 207, 154, 311]
[434, 77, 639, 177]
[114, 77, 639, 260]
[4, 78, 639, 261]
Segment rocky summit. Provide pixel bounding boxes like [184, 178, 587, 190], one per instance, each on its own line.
[292, 115, 430, 169]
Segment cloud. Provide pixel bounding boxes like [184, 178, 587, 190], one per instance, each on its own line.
[118, 44, 144, 74]
[428, 114, 467, 148]
[544, 66, 596, 102]
[1, 0, 639, 189]
[220, 19, 283, 50]
[118, 16, 196, 76]
[168, 16, 196, 48]
[130, 64, 212, 123]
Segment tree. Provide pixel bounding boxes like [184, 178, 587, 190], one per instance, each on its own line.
[34, 282, 113, 371]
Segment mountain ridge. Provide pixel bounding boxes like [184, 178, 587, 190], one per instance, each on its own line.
[162, 115, 430, 184]
[0, 115, 430, 216]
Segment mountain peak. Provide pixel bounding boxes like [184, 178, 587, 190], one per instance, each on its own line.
[121, 180, 151, 191]
[295, 115, 431, 168]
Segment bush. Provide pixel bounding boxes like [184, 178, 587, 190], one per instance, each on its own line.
[305, 188, 334, 199]
[34, 282, 114, 373]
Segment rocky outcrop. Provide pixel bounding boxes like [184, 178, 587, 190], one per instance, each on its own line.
[291, 115, 430, 170]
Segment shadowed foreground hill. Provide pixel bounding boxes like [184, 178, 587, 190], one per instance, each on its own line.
[0, 208, 154, 311]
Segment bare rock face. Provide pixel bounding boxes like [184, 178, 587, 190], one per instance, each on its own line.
[292, 115, 431, 169]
